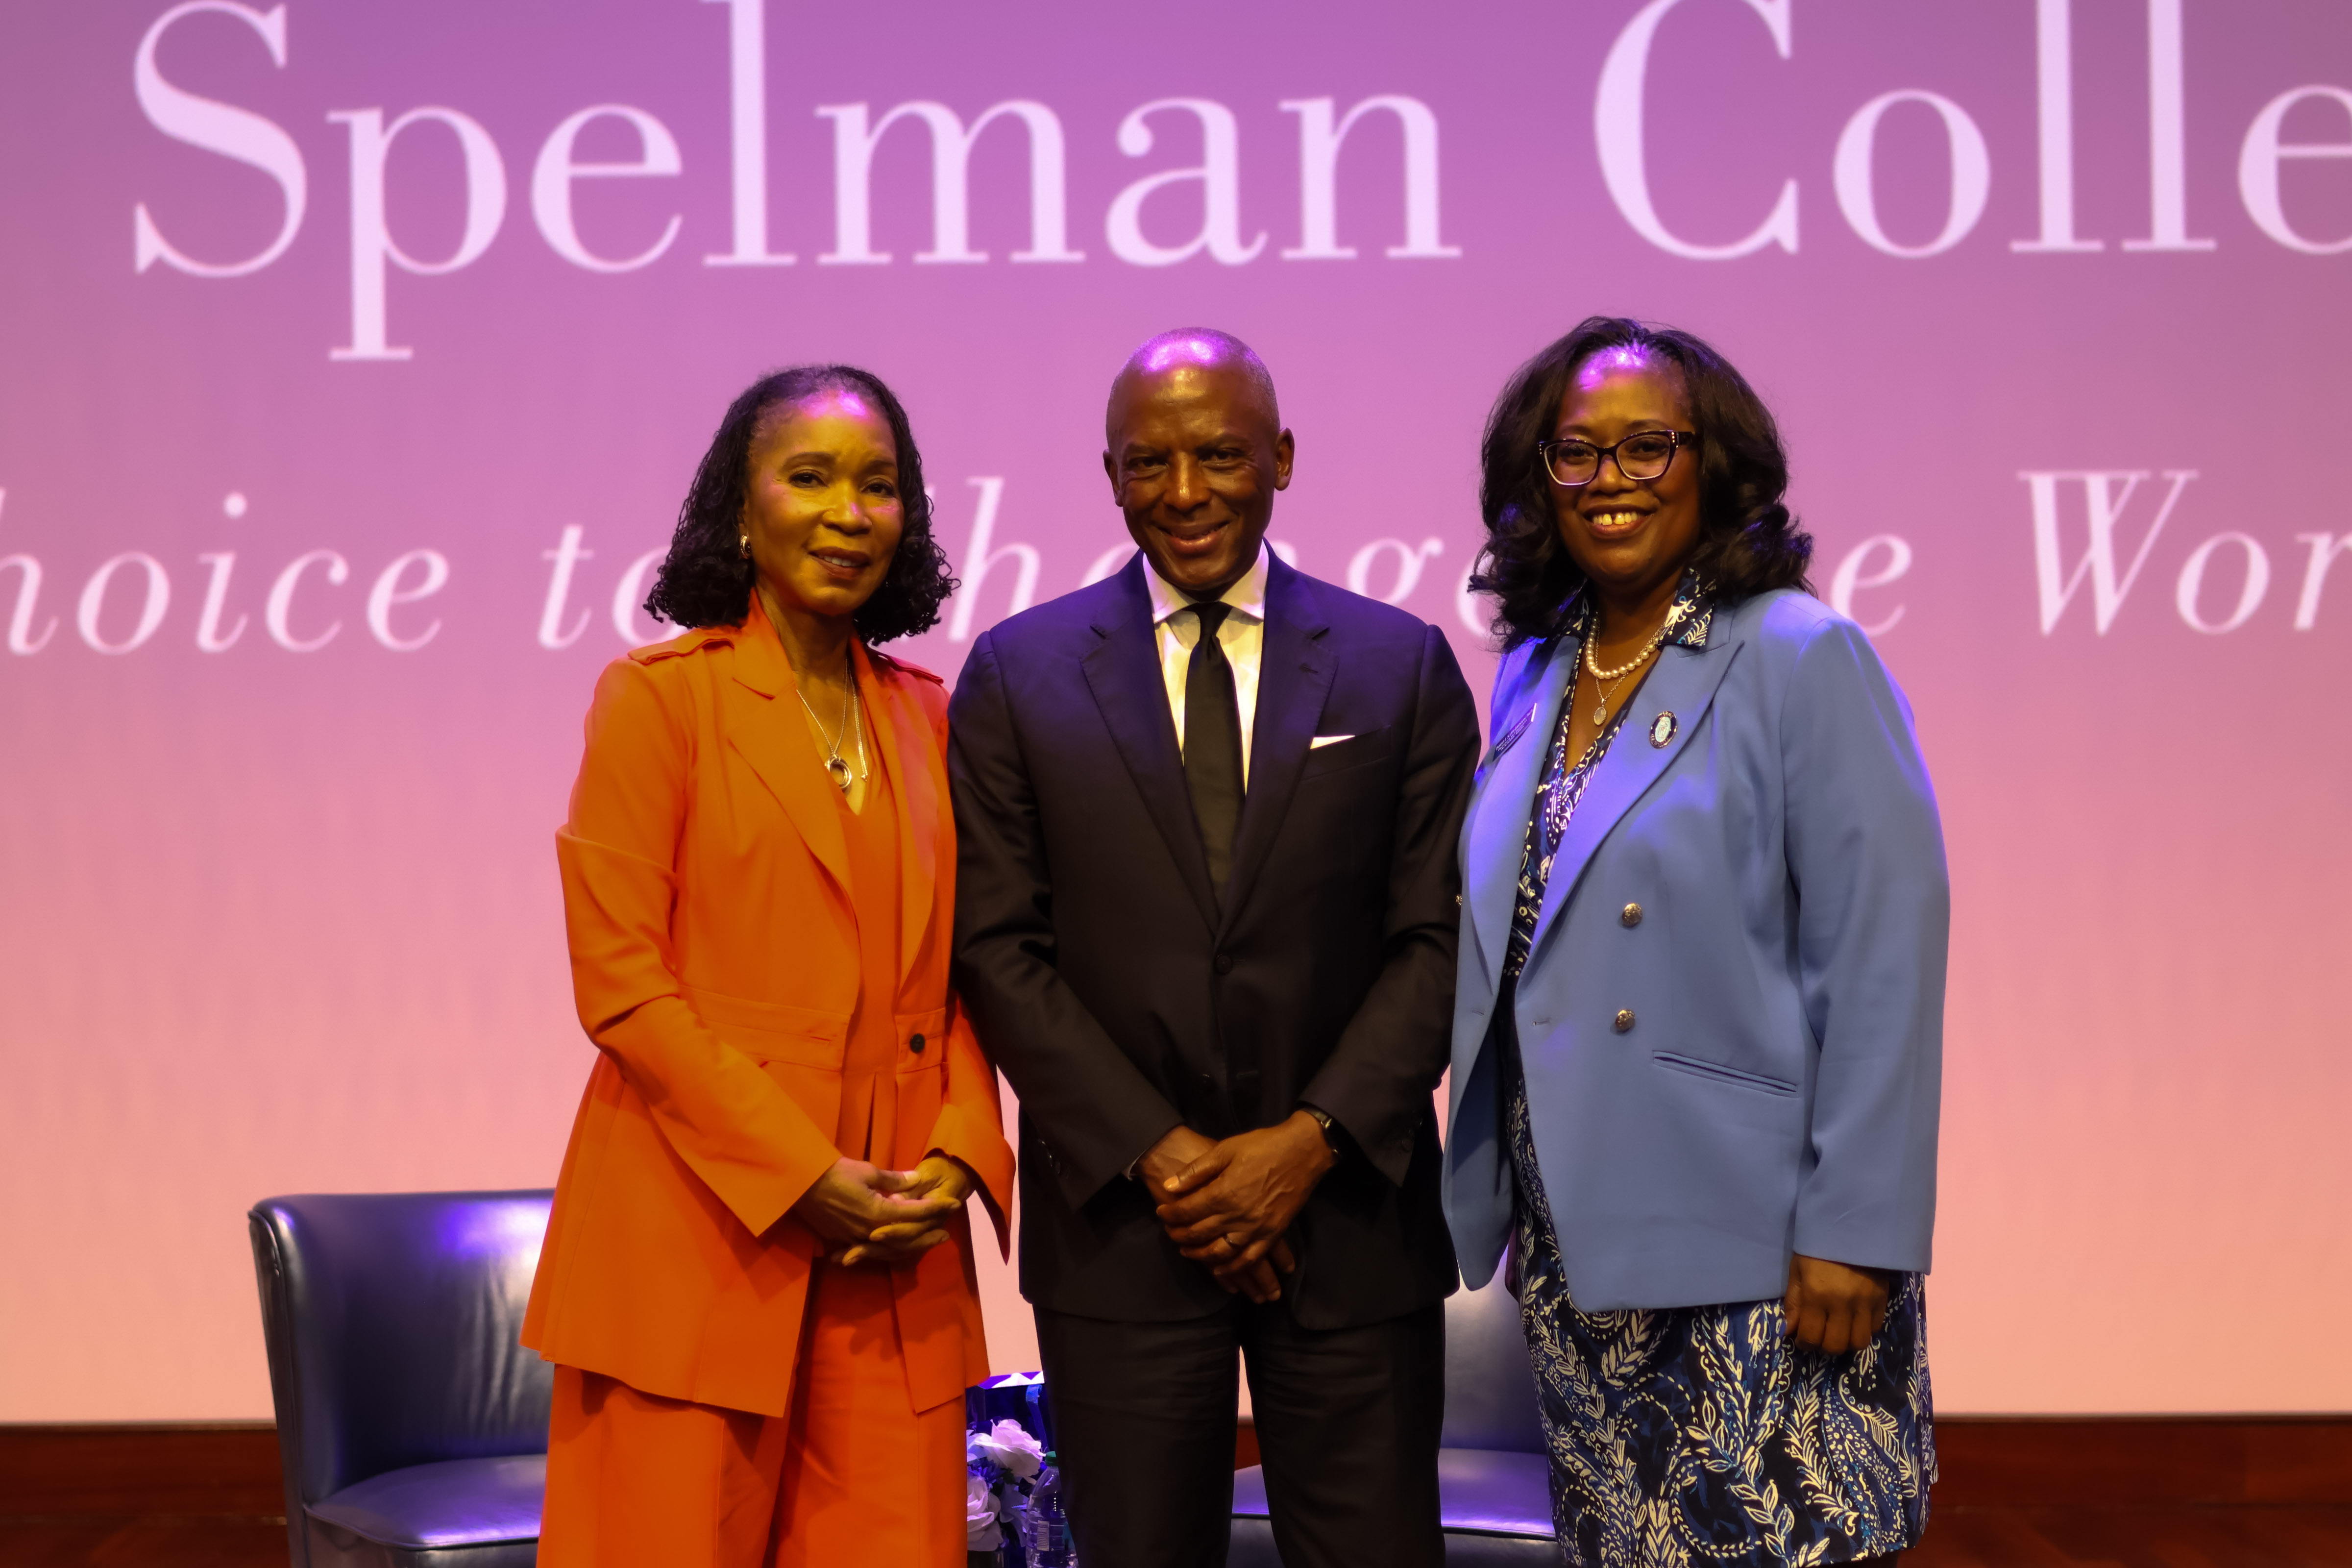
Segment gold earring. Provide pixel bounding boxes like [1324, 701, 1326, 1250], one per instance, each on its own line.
[739, 535, 751, 558]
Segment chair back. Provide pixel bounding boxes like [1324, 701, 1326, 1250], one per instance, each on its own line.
[1440, 1275, 1544, 1453]
[247, 1190, 556, 1541]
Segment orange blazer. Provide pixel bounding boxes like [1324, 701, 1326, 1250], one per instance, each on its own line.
[522, 600, 1015, 1419]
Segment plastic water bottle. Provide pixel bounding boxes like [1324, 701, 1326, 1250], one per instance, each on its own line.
[1022, 1461, 1076, 1567]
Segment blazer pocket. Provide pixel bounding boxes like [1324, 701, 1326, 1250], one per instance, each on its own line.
[1652, 1052, 1798, 1097]
[1298, 724, 1396, 780]
[686, 983, 853, 1069]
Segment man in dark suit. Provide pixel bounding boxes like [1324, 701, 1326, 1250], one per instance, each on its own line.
[948, 328, 1478, 1568]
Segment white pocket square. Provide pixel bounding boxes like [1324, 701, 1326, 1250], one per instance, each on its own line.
[1309, 734, 1356, 749]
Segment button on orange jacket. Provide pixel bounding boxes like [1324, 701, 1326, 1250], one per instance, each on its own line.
[522, 604, 1015, 1419]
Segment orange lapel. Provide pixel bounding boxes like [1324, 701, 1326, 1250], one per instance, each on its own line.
[856, 645, 941, 993]
[719, 601, 852, 897]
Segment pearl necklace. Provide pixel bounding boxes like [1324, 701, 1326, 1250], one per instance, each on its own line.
[1582, 617, 1669, 727]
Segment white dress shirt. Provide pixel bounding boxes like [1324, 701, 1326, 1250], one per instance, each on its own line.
[1143, 543, 1269, 787]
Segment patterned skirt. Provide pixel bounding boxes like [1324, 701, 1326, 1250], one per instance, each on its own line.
[1504, 1068, 1935, 1568]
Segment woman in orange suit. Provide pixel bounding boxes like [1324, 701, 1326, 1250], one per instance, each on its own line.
[524, 364, 1014, 1566]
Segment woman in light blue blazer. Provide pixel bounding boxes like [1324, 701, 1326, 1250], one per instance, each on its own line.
[1446, 318, 1946, 1568]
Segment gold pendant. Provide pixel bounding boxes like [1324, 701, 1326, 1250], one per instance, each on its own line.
[1592, 705, 1607, 724]
[826, 757, 852, 793]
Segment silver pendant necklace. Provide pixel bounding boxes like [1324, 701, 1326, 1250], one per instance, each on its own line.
[1582, 618, 1667, 726]
[795, 673, 865, 794]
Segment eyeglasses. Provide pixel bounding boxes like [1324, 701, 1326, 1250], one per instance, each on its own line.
[1538, 430, 1695, 487]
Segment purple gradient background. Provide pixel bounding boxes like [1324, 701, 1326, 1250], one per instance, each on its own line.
[2, 0, 2347, 1417]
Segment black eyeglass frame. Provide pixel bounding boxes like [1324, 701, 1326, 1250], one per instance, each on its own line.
[1537, 429, 1697, 488]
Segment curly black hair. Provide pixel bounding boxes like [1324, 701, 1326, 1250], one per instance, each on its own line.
[643, 365, 956, 641]
[1470, 318, 1813, 648]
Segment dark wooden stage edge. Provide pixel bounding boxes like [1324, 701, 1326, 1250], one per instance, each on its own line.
[3, 1416, 2347, 1520]
[0, 1423, 283, 1520]
[1933, 1416, 2352, 1508]
[1, 1419, 2349, 1568]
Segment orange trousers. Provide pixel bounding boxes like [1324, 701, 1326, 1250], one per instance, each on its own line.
[539, 1264, 967, 1567]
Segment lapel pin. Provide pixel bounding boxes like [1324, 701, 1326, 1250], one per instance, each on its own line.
[1488, 703, 1533, 763]
[1648, 711, 1677, 748]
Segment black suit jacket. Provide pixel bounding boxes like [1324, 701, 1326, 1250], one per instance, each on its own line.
[948, 554, 1478, 1329]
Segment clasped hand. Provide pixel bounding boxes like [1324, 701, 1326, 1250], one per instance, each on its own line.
[789, 1154, 972, 1268]
[1142, 1113, 1335, 1306]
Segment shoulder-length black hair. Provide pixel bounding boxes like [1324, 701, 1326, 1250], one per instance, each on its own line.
[643, 365, 956, 642]
[1471, 317, 1813, 648]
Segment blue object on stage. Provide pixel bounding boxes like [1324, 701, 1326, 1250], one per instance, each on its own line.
[248, 1190, 556, 1568]
[1229, 1276, 1555, 1564]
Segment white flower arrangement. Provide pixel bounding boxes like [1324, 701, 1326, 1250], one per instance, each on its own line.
[966, 1471, 1004, 1553]
[966, 1417, 1047, 1555]
[967, 1418, 1046, 1479]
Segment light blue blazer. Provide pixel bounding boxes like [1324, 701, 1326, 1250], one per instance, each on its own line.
[1443, 589, 1947, 1310]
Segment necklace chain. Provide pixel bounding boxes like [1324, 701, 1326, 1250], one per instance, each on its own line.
[1581, 611, 1670, 726]
[794, 665, 866, 794]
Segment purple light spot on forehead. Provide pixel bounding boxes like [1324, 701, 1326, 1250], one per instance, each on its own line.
[1576, 344, 1656, 388]
[1142, 337, 1221, 373]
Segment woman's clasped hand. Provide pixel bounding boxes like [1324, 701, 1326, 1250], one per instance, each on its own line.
[790, 1154, 976, 1267]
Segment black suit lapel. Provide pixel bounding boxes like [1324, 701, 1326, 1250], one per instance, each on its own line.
[1079, 559, 1221, 933]
[1218, 559, 1335, 934]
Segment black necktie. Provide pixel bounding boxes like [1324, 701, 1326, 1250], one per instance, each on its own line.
[1183, 601, 1244, 895]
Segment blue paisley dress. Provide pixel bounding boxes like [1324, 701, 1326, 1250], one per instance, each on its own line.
[1495, 576, 1935, 1568]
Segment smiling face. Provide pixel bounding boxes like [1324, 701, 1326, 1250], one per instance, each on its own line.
[1550, 346, 1704, 615]
[740, 386, 906, 624]
[1103, 359, 1293, 598]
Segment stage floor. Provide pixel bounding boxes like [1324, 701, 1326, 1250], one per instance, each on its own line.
[2, 1508, 2351, 1566]
[4, 1417, 2349, 1566]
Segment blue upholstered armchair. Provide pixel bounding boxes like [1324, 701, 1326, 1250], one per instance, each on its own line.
[1231, 1278, 1554, 1563]
[248, 1190, 556, 1568]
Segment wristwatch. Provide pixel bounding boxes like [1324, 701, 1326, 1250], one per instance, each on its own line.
[1301, 1104, 1343, 1156]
